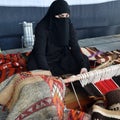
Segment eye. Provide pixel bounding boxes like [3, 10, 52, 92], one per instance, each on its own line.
[66, 14, 70, 18]
[60, 14, 69, 18]
[55, 13, 70, 18]
[60, 14, 65, 18]
[55, 15, 60, 18]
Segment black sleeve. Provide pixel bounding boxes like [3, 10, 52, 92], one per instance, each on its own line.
[33, 24, 49, 70]
[69, 22, 87, 68]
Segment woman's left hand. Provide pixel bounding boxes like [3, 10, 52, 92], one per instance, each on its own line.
[80, 68, 88, 74]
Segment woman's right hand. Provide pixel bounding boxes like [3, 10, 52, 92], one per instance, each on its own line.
[80, 68, 88, 74]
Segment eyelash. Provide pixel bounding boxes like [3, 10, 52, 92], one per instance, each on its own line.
[60, 15, 69, 17]
[55, 14, 70, 18]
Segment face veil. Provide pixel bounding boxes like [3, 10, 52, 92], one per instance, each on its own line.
[48, 0, 71, 46]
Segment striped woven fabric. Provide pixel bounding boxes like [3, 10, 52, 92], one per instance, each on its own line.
[84, 78, 120, 97]
[95, 78, 119, 95]
[64, 109, 91, 120]
[92, 89, 120, 120]
[92, 105, 120, 120]
[81, 47, 120, 69]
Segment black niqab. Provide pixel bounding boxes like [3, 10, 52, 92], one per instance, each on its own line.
[48, 0, 71, 46]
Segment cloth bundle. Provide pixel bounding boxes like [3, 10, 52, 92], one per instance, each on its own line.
[92, 89, 120, 120]
[0, 70, 65, 120]
[0, 52, 30, 83]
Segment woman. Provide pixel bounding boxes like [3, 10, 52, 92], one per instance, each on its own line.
[27, 0, 90, 76]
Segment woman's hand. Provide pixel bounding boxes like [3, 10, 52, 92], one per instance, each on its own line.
[80, 68, 88, 74]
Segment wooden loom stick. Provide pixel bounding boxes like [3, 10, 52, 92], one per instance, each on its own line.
[63, 64, 120, 85]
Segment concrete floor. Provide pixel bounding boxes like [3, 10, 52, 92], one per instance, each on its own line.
[78, 34, 120, 52]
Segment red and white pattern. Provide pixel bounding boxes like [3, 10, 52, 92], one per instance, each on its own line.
[15, 97, 53, 120]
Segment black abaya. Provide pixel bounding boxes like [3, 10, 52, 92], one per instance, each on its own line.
[27, 0, 90, 76]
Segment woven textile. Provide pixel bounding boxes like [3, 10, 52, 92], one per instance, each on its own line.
[92, 89, 120, 120]
[0, 70, 65, 120]
[105, 88, 120, 111]
[95, 78, 119, 95]
[81, 47, 120, 69]
[0, 106, 9, 120]
[84, 79, 119, 98]
[92, 105, 120, 120]
[64, 109, 91, 120]
[0, 52, 29, 83]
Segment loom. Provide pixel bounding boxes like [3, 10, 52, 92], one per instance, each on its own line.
[64, 64, 120, 84]
[63, 64, 120, 109]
